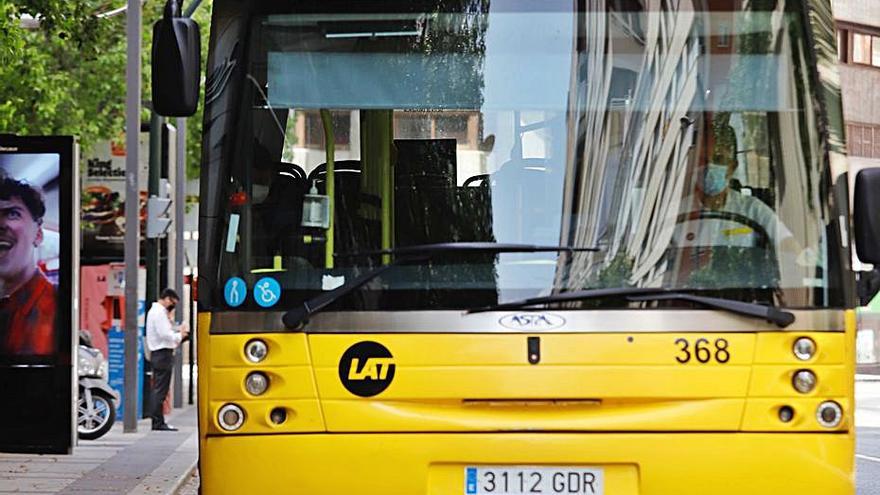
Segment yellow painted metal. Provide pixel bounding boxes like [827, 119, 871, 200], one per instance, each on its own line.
[741, 397, 851, 431]
[206, 399, 325, 435]
[753, 331, 845, 363]
[200, 432, 854, 494]
[209, 366, 317, 400]
[317, 398, 747, 432]
[208, 333, 312, 368]
[844, 310, 857, 431]
[746, 365, 846, 397]
[197, 312, 212, 459]
[306, 333, 758, 366]
[197, 315, 856, 493]
[203, 331, 325, 435]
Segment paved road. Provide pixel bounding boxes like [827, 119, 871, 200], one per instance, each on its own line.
[857, 380, 880, 494]
[858, 429, 880, 494]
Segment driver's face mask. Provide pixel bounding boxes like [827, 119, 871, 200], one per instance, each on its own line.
[702, 163, 729, 196]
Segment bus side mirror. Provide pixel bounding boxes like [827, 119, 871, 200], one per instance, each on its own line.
[854, 167, 880, 265]
[151, 0, 201, 117]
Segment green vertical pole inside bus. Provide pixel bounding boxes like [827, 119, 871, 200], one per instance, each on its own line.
[320, 109, 335, 269]
[360, 110, 394, 264]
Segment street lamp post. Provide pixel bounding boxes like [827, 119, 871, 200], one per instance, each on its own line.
[123, 0, 142, 433]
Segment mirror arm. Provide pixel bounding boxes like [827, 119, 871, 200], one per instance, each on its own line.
[164, 0, 181, 19]
[183, 0, 204, 18]
[858, 268, 880, 307]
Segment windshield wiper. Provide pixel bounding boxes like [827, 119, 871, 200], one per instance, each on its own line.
[282, 242, 599, 329]
[467, 287, 796, 328]
[336, 242, 599, 258]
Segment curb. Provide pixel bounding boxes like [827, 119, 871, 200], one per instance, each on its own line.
[857, 374, 880, 382]
[168, 457, 198, 495]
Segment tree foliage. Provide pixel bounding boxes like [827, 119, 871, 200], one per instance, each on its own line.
[0, 0, 211, 179]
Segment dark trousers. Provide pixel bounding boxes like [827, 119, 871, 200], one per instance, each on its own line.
[150, 348, 174, 427]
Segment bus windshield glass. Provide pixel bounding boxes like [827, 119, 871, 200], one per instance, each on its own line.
[215, 0, 843, 312]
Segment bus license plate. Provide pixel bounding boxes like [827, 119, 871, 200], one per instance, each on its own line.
[464, 466, 604, 494]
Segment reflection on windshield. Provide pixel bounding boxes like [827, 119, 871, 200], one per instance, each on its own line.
[216, 0, 839, 312]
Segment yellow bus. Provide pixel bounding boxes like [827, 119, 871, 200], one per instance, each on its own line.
[152, 0, 880, 493]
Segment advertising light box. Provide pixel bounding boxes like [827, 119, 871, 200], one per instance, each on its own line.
[0, 136, 77, 454]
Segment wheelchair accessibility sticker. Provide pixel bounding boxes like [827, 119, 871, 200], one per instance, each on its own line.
[224, 277, 246, 307]
[254, 277, 281, 308]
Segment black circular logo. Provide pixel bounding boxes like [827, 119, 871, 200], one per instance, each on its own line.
[338, 341, 396, 397]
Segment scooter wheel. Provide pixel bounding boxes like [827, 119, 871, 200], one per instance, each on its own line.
[77, 388, 116, 440]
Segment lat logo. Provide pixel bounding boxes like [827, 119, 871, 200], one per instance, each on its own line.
[338, 341, 396, 397]
[499, 313, 566, 330]
[347, 357, 395, 380]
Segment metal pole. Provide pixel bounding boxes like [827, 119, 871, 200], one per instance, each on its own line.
[147, 112, 161, 306]
[146, 112, 162, 415]
[123, 0, 142, 433]
[188, 285, 195, 405]
[173, 118, 186, 408]
[183, 0, 204, 18]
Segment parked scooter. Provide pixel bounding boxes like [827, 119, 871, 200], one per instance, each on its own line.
[77, 330, 119, 440]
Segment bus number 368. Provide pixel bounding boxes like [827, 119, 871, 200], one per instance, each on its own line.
[674, 338, 730, 364]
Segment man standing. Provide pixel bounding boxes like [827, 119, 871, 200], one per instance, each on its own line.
[146, 288, 189, 431]
[0, 177, 56, 357]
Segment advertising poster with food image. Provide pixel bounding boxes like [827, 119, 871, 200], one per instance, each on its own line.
[81, 138, 149, 259]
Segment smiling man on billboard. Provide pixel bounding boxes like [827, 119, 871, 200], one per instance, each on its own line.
[0, 177, 57, 357]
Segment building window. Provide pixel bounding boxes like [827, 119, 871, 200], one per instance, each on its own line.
[875, 37, 880, 66]
[848, 122, 880, 158]
[853, 32, 871, 64]
[302, 110, 352, 150]
[393, 112, 481, 150]
[846, 29, 880, 68]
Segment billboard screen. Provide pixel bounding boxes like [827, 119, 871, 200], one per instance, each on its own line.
[0, 136, 76, 454]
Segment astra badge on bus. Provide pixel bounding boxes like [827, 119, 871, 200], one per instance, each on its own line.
[499, 313, 566, 330]
[338, 341, 396, 397]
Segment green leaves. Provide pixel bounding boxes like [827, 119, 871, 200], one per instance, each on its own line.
[0, 0, 212, 179]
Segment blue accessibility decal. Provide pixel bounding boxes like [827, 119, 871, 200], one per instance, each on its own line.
[224, 277, 246, 307]
[253, 277, 281, 308]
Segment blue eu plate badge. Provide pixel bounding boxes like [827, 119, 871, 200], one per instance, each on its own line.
[466, 467, 477, 494]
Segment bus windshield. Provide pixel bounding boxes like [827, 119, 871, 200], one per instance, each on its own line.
[213, 0, 843, 312]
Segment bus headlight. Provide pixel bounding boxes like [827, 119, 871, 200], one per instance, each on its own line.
[245, 339, 268, 363]
[245, 372, 269, 396]
[218, 403, 245, 431]
[792, 369, 817, 394]
[793, 337, 816, 361]
[816, 401, 843, 428]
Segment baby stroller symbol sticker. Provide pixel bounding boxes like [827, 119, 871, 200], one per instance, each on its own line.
[224, 277, 246, 307]
[254, 277, 281, 308]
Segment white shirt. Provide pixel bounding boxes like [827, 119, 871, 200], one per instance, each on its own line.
[674, 190, 794, 248]
[146, 302, 181, 352]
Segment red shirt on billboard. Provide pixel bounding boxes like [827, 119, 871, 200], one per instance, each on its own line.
[0, 271, 56, 355]
[0, 179, 57, 357]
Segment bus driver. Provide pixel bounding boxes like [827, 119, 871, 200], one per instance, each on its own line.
[676, 123, 799, 253]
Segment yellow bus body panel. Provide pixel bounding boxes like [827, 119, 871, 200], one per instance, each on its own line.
[200, 432, 853, 494]
[197, 310, 856, 494]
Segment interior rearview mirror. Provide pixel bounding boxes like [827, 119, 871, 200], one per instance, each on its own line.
[151, 0, 201, 117]
[854, 167, 880, 265]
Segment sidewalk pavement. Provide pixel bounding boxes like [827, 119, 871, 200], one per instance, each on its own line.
[0, 404, 197, 495]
